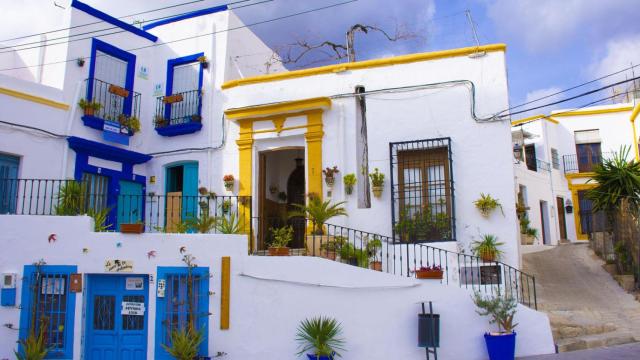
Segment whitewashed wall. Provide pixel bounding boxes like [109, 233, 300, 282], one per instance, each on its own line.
[0, 215, 554, 360]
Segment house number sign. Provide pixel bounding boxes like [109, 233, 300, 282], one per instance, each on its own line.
[104, 260, 134, 272]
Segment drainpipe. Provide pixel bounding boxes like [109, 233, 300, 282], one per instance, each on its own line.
[61, 81, 82, 178]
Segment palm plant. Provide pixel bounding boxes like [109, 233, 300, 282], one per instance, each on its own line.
[587, 145, 640, 215]
[296, 316, 345, 359]
[289, 195, 347, 235]
[471, 234, 504, 262]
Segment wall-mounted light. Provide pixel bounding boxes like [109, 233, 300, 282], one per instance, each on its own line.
[565, 199, 573, 214]
[513, 143, 523, 162]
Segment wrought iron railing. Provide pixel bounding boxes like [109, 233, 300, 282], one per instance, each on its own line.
[562, 152, 613, 174]
[536, 159, 551, 172]
[0, 178, 78, 215]
[83, 78, 141, 124]
[253, 219, 537, 309]
[154, 89, 202, 128]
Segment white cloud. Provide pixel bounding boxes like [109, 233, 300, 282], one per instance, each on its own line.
[524, 87, 563, 106]
[590, 34, 640, 85]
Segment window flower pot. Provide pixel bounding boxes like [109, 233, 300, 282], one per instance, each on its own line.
[108, 84, 129, 98]
[120, 223, 144, 234]
[372, 185, 383, 198]
[325, 177, 335, 188]
[163, 94, 183, 104]
[415, 269, 443, 280]
[224, 180, 234, 191]
[418, 313, 440, 348]
[268, 247, 290, 256]
[370, 260, 382, 271]
[84, 108, 95, 116]
[484, 332, 516, 360]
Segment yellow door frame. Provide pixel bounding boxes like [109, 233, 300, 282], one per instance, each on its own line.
[568, 182, 597, 241]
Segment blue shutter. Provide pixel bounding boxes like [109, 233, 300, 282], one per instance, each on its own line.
[182, 162, 199, 220]
[0, 154, 19, 214]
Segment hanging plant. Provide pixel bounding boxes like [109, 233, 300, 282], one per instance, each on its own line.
[223, 174, 234, 191]
[323, 166, 339, 188]
[473, 193, 504, 217]
[369, 168, 385, 198]
[343, 173, 356, 195]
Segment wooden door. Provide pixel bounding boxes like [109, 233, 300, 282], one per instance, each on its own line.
[556, 197, 567, 240]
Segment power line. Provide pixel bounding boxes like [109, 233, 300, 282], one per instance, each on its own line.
[0, 0, 358, 73]
[0, 0, 265, 53]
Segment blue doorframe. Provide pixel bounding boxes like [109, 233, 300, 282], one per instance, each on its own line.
[85, 274, 149, 360]
[165, 161, 199, 221]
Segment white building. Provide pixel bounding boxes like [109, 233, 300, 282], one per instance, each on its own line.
[512, 102, 640, 245]
[0, 1, 554, 358]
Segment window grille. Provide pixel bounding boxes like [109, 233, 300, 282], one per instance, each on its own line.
[551, 148, 560, 170]
[390, 138, 455, 243]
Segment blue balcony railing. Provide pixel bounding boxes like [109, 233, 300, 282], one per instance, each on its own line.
[154, 89, 203, 136]
[81, 78, 141, 133]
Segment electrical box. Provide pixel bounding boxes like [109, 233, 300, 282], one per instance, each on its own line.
[1, 273, 17, 306]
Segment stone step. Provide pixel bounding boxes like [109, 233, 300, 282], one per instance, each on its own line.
[552, 323, 617, 340]
[556, 332, 637, 352]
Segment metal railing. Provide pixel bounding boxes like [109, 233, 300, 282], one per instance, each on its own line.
[0, 179, 78, 215]
[84, 78, 141, 124]
[562, 152, 613, 174]
[536, 159, 551, 172]
[253, 219, 537, 309]
[154, 89, 202, 128]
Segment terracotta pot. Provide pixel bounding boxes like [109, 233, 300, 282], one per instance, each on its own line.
[372, 185, 383, 198]
[416, 269, 443, 279]
[268, 247, 290, 256]
[163, 94, 184, 104]
[370, 261, 382, 271]
[521, 234, 535, 245]
[480, 253, 497, 263]
[84, 108, 95, 116]
[108, 84, 130, 98]
[321, 250, 337, 261]
[120, 223, 144, 234]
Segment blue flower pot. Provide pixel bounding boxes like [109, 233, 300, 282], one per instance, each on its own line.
[306, 353, 335, 360]
[484, 332, 516, 360]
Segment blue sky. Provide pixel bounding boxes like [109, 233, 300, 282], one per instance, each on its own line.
[2, 0, 639, 118]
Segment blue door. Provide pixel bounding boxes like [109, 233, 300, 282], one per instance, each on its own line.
[182, 162, 199, 220]
[118, 180, 143, 229]
[0, 154, 19, 214]
[85, 275, 148, 360]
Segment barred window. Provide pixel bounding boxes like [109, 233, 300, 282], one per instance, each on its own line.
[391, 138, 454, 243]
[551, 148, 560, 170]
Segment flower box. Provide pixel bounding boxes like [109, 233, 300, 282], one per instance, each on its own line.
[108, 84, 130, 98]
[120, 223, 144, 234]
[268, 247, 290, 256]
[163, 94, 184, 104]
[415, 268, 443, 280]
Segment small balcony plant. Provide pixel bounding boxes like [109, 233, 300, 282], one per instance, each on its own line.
[414, 265, 443, 279]
[154, 114, 168, 128]
[296, 316, 345, 360]
[322, 166, 339, 188]
[268, 226, 293, 256]
[474, 193, 504, 217]
[221, 200, 232, 214]
[78, 98, 102, 116]
[290, 194, 347, 255]
[366, 236, 383, 271]
[343, 173, 356, 195]
[369, 168, 385, 198]
[473, 291, 518, 360]
[472, 234, 504, 262]
[223, 174, 234, 191]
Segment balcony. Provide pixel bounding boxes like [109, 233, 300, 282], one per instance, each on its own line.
[562, 152, 612, 174]
[154, 89, 203, 136]
[80, 78, 141, 135]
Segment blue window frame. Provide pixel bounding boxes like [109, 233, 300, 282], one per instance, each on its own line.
[155, 266, 209, 359]
[0, 153, 20, 214]
[18, 265, 77, 359]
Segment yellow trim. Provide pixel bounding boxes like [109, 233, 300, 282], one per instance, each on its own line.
[568, 183, 597, 241]
[220, 256, 230, 330]
[511, 114, 558, 126]
[550, 105, 633, 118]
[252, 124, 308, 135]
[225, 97, 332, 120]
[221, 44, 507, 89]
[0, 87, 69, 110]
[305, 111, 324, 199]
[630, 103, 640, 161]
[565, 172, 596, 180]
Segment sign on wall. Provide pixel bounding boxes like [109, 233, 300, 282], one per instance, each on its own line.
[121, 301, 145, 316]
[104, 260, 134, 272]
[157, 279, 166, 298]
[103, 120, 129, 146]
[125, 277, 144, 290]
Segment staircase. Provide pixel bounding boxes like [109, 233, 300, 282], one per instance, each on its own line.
[548, 310, 636, 352]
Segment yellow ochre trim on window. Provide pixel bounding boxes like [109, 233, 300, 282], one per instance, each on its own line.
[221, 44, 507, 90]
[511, 114, 558, 126]
[225, 97, 332, 120]
[568, 183, 597, 241]
[630, 103, 640, 161]
[0, 87, 69, 110]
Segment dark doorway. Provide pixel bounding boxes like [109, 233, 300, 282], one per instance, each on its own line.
[556, 197, 567, 240]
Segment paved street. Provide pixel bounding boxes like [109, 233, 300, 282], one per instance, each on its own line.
[519, 342, 640, 359]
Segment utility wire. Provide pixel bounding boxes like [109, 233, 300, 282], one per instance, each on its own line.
[0, 0, 358, 72]
[0, 0, 268, 53]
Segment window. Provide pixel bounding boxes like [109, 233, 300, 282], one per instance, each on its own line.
[551, 148, 560, 170]
[155, 267, 209, 360]
[524, 144, 537, 172]
[19, 265, 77, 359]
[160, 53, 205, 127]
[391, 138, 454, 243]
[576, 143, 602, 173]
[577, 190, 606, 233]
[82, 172, 109, 212]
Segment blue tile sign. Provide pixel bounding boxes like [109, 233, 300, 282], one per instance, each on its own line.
[103, 120, 129, 145]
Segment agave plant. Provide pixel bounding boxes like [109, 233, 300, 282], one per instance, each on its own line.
[86, 207, 112, 232]
[14, 318, 50, 360]
[55, 181, 86, 215]
[215, 213, 242, 234]
[296, 316, 345, 359]
[162, 327, 204, 360]
[587, 145, 640, 215]
[289, 195, 347, 235]
[471, 234, 504, 262]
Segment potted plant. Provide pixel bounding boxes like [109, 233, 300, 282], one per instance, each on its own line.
[343, 173, 356, 195]
[78, 98, 102, 116]
[221, 200, 232, 214]
[320, 239, 339, 261]
[323, 166, 339, 188]
[474, 193, 504, 217]
[268, 226, 293, 256]
[120, 221, 144, 234]
[519, 218, 537, 245]
[127, 116, 141, 133]
[198, 187, 209, 196]
[472, 234, 504, 262]
[414, 265, 443, 279]
[369, 168, 384, 198]
[278, 191, 287, 203]
[197, 55, 209, 69]
[296, 316, 345, 360]
[76, 57, 85, 67]
[108, 84, 130, 98]
[289, 195, 347, 256]
[473, 291, 518, 360]
[155, 114, 169, 128]
[15, 260, 50, 360]
[223, 174, 234, 191]
[367, 236, 383, 271]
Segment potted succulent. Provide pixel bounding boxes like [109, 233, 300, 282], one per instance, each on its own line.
[472, 234, 504, 262]
[223, 174, 234, 191]
[343, 173, 356, 195]
[414, 265, 443, 279]
[268, 226, 293, 256]
[366, 236, 383, 271]
[369, 168, 385, 198]
[473, 291, 518, 360]
[289, 194, 347, 256]
[323, 166, 339, 188]
[78, 98, 102, 116]
[296, 316, 345, 360]
[474, 193, 504, 217]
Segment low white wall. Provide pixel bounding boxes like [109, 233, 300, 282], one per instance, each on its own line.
[0, 215, 554, 359]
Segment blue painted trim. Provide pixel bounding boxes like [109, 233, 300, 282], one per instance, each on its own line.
[155, 266, 210, 359]
[81, 116, 134, 137]
[68, 136, 152, 165]
[1, 288, 16, 306]
[87, 38, 137, 116]
[142, 5, 228, 30]
[71, 1, 158, 42]
[155, 122, 203, 137]
[18, 265, 77, 359]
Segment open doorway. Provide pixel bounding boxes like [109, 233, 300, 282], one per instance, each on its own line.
[258, 148, 306, 251]
[165, 162, 198, 231]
